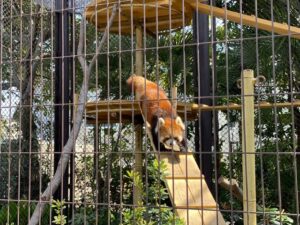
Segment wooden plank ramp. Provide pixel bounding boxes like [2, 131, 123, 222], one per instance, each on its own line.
[156, 152, 227, 225]
[133, 100, 227, 225]
[142, 113, 226, 224]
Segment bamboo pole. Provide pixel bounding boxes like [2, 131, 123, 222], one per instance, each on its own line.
[241, 69, 256, 225]
[133, 25, 143, 206]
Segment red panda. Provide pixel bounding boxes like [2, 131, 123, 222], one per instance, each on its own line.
[127, 74, 186, 151]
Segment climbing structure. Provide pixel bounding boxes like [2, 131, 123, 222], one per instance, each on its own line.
[86, 0, 300, 38]
[85, 0, 300, 224]
[86, 99, 227, 225]
[86, 99, 300, 224]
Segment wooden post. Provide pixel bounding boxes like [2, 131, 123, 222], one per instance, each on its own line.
[187, 2, 300, 40]
[241, 69, 256, 225]
[172, 87, 178, 110]
[135, 26, 143, 76]
[73, 93, 79, 115]
[133, 25, 143, 206]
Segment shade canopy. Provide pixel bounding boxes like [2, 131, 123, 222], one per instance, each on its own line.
[85, 0, 196, 35]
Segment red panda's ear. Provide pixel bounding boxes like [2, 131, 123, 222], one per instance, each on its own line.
[175, 116, 185, 130]
[158, 117, 165, 126]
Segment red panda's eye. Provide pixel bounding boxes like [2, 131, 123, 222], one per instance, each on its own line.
[162, 137, 170, 143]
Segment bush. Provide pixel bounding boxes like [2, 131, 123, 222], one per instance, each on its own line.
[0, 202, 50, 225]
[72, 158, 184, 225]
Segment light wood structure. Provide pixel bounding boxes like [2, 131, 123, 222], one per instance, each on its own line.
[85, 100, 300, 124]
[187, 1, 300, 40]
[86, 0, 300, 38]
[140, 109, 227, 224]
[133, 25, 144, 206]
[85, 0, 194, 35]
[85, 98, 300, 225]
[157, 152, 226, 225]
[85, 1, 300, 224]
[241, 70, 256, 225]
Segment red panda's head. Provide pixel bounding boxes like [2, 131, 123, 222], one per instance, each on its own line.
[155, 116, 185, 150]
[126, 74, 144, 90]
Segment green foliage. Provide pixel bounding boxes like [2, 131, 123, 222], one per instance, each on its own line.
[52, 200, 67, 225]
[257, 208, 294, 225]
[0, 140, 48, 201]
[122, 159, 184, 225]
[0, 202, 50, 225]
[216, 0, 300, 219]
[72, 206, 119, 225]
[72, 157, 184, 225]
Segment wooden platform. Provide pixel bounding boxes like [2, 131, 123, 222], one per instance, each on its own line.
[85, 0, 195, 35]
[85, 100, 199, 124]
[85, 100, 300, 124]
[86, 0, 300, 39]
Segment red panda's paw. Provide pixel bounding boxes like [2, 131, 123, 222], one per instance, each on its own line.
[162, 142, 181, 152]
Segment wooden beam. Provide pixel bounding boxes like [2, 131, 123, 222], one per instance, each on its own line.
[172, 87, 178, 110]
[191, 101, 300, 111]
[85, 100, 300, 124]
[186, 1, 300, 39]
[218, 176, 243, 202]
[133, 25, 144, 207]
[241, 70, 256, 225]
[171, 0, 194, 16]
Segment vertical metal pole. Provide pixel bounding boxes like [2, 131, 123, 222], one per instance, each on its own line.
[193, 6, 214, 194]
[69, 0, 75, 218]
[54, 0, 71, 211]
[133, 26, 143, 206]
[241, 69, 256, 225]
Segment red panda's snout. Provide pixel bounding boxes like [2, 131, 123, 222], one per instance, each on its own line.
[155, 116, 185, 150]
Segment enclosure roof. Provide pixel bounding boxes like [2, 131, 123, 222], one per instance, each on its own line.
[85, 0, 198, 35]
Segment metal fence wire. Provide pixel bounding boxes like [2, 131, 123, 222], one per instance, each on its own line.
[0, 0, 300, 225]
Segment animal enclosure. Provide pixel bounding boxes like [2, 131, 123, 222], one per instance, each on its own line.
[0, 0, 300, 225]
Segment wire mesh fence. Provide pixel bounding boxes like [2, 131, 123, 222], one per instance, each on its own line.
[0, 0, 300, 225]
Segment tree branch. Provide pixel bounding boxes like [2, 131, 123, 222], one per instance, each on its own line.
[28, 5, 119, 225]
[218, 176, 243, 202]
[23, 5, 41, 65]
[21, 29, 52, 103]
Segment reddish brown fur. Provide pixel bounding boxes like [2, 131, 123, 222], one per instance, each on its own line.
[127, 75, 185, 146]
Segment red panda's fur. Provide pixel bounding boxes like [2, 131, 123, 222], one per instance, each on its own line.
[127, 75, 186, 151]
